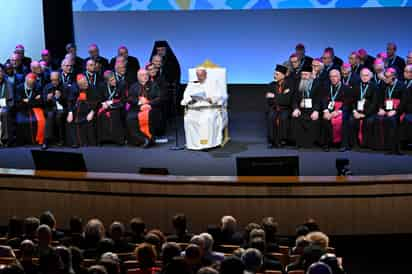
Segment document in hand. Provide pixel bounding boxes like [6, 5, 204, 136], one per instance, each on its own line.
[191, 91, 207, 102]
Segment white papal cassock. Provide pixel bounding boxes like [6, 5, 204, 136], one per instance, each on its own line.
[181, 76, 228, 150]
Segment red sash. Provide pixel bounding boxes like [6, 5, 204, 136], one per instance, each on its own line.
[137, 97, 152, 139]
[331, 101, 343, 144]
[32, 108, 45, 144]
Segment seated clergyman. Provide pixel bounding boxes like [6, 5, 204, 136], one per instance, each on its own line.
[181, 68, 228, 150]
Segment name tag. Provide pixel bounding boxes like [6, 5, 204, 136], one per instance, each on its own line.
[56, 101, 63, 111]
[357, 99, 365, 112]
[0, 98, 6, 108]
[328, 101, 335, 112]
[303, 98, 312, 109]
[385, 100, 393, 111]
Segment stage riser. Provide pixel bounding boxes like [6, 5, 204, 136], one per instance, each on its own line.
[1, 175, 411, 235]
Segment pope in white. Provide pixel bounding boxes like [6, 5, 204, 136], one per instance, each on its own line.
[181, 67, 228, 150]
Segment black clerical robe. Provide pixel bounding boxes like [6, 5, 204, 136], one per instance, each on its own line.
[15, 83, 45, 145]
[67, 86, 99, 146]
[126, 81, 166, 145]
[42, 82, 70, 144]
[266, 79, 295, 146]
[96, 81, 126, 145]
[348, 82, 380, 148]
[319, 83, 352, 147]
[374, 80, 405, 152]
[400, 80, 412, 145]
[0, 80, 14, 145]
[291, 79, 322, 148]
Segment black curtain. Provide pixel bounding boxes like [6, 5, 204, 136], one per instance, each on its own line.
[42, 0, 74, 63]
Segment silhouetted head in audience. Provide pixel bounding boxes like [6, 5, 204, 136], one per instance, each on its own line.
[244, 223, 261, 240]
[220, 256, 245, 274]
[100, 252, 121, 274]
[306, 231, 329, 250]
[221, 216, 237, 234]
[37, 224, 52, 248]
[88, 265, 108, 274]
[301, 245, 327, 271]
[55, 246, 75, 274]
[20, 240, 35, 261]
[144, 232, 162, 253]
[261, 217, 278, 243]
[249, 229, 265, 244]
[307, 262, 333, 274]
[241, 248, 263, 274]
[69, 216, 83, 234]
[161, 242, 181, 266]
[7, 216, 23, 238]
[249, 237, 266, 254]
[129, 217, 146, 240]
[199, 233, 215, 254]
[296, 224, 310, 237]
[184, 244, 202, 273]
[172, 213, 188, 236]
[135, 243, 157, 269]
[292, 236, 310, 255]
[109, 221, 125, 242]
[96, 238, 115, 257]
[162, 256, 192, 274]
[190, 235, 206, 257]
[40, 210, 57, 230]
[84, 219, 106, 247]
[320, 253, 345, 274]
[197, 266, 218, 274]
[23, 217, 40, 240]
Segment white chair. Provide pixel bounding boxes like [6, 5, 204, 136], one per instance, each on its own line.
[188, 60, 230, 147]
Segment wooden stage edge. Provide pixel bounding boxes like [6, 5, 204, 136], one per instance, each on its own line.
[0, 168, 411, 236]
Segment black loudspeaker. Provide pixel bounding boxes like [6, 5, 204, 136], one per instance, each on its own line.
[138, 167, 170, 175]
[236, 156, 299, 176]
[31, 150, 87, 172]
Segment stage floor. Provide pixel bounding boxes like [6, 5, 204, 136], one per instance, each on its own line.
[1, 111, 411, 176]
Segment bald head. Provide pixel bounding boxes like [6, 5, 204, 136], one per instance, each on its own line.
[404, 64, 412, 81]
[329, 69, 341, 85]
[50, 71, 60, 86]
[86, 59, 96, 73]
[137, 69, 149, 84]
[360, 68, 372, 83]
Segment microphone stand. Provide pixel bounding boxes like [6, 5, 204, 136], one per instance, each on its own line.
[170, 82, 184, 150]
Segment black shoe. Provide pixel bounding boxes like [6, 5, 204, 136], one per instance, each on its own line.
[56, 141, 64, 147]
[323, 145, 330, 152]
[71, 144, 80, 148]
[41, 143, 48, 150]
